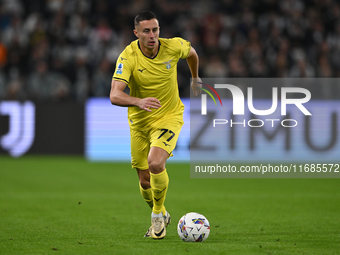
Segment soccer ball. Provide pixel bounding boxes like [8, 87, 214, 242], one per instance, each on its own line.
[177, 212, 210, 242]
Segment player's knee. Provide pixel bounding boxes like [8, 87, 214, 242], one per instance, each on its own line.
[148, 160, 165, 174]
[140, 180, 150, 189]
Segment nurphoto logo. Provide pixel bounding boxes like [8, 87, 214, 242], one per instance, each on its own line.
[199, 83, 312, 128]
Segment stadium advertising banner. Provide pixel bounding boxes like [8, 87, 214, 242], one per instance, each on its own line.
[0, 101, 84, 156]
[190, 78, 340, 178]
[2, 87, 339, 177]
[85, 98, 190, 162]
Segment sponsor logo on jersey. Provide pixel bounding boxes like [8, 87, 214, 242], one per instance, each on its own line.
[138, 68, 146, 73]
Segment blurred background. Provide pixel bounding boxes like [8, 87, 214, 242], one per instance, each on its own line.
[1, 3, 340, 253]
[0, 0, 340, 101]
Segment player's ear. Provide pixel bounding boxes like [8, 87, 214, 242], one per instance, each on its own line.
[133, 29, 138, 38]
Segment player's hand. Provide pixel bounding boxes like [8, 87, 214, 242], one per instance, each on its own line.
[191, 77, 202, 96]
[137, 97, 161, 112]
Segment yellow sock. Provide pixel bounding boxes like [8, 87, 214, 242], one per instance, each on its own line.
[150, 169, 168, 216]
[139, 182, 153, 208]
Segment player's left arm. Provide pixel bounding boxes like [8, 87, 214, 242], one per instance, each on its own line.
[186, 47, 201, 96]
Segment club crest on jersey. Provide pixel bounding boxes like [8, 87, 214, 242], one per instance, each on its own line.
[163, 59, 173, 69]
[116, 63, 123, 74]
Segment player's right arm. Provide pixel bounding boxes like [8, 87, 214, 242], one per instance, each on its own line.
[110, 80, 161, 112]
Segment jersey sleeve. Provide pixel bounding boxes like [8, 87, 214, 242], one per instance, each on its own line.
[112, 52, 132, 85]
[174, 37, 192, 59]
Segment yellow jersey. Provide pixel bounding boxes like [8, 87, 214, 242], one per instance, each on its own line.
[112, 37, 191, 130]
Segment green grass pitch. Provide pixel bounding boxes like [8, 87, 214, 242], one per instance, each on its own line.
[0, 156, 339, 255]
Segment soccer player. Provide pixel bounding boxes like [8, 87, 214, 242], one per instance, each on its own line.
[110, 11, 200, 239]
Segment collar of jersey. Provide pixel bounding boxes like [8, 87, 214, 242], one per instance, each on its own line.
[137, 40, 161, 59]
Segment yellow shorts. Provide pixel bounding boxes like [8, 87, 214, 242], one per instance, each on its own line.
[130, 119, 183, 170]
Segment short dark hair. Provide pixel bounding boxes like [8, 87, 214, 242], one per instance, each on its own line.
[134, 11, 157, 27]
